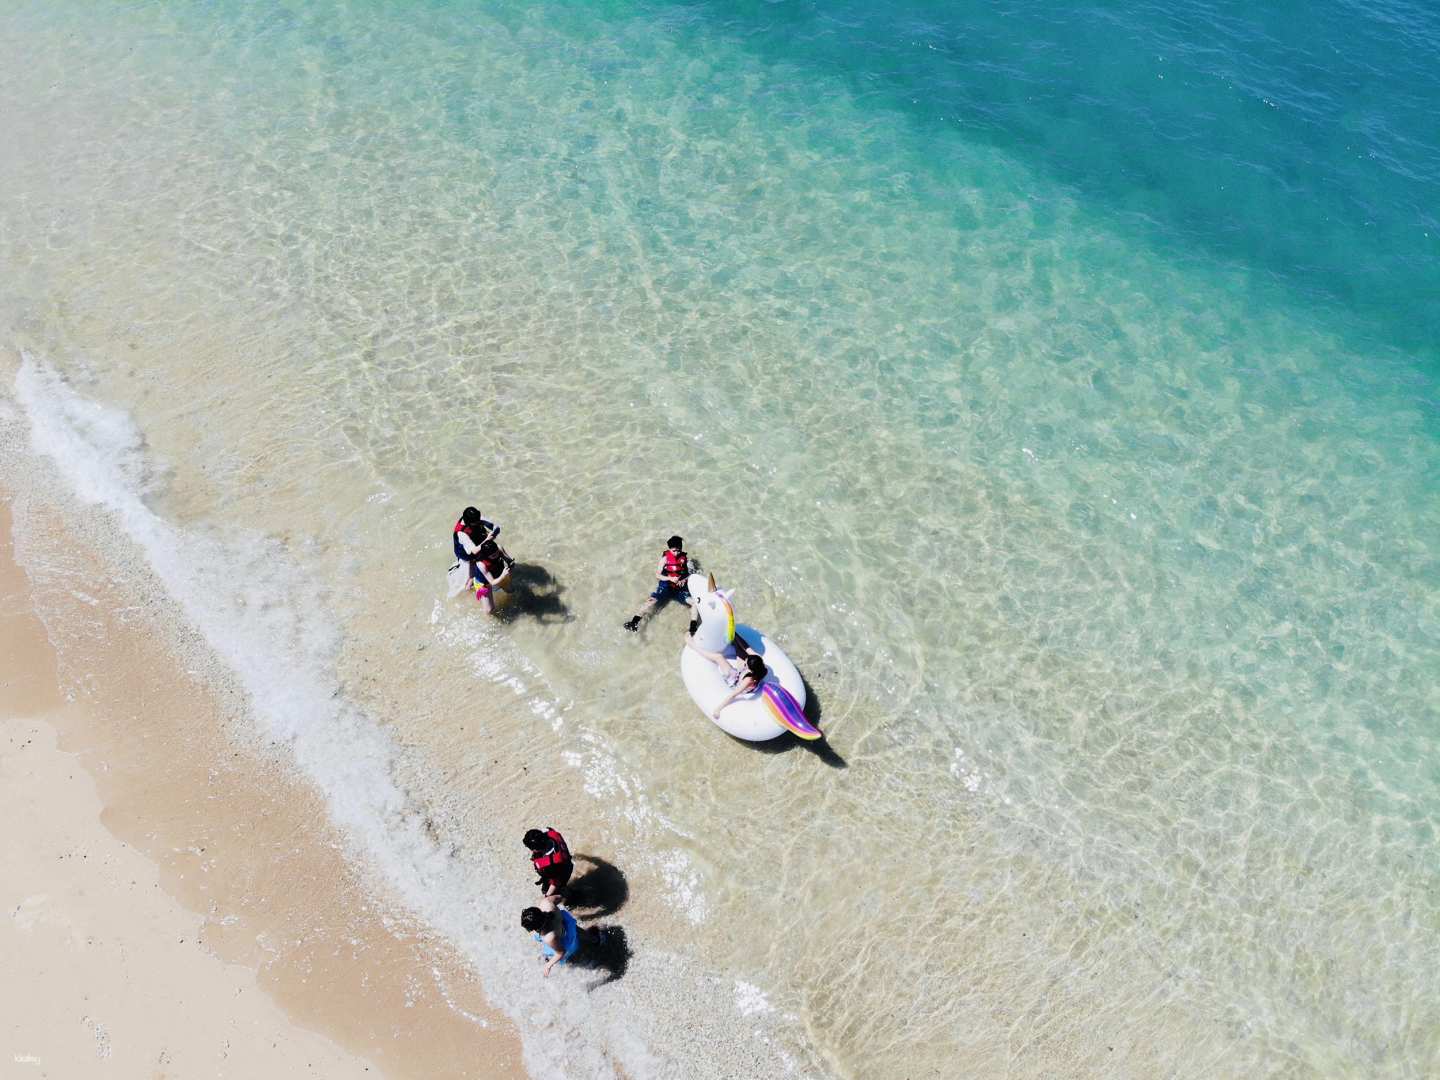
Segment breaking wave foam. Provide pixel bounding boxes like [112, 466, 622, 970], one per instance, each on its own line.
[13, 354, 807, 1080]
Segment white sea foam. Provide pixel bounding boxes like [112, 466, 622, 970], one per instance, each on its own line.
[734, 980, 774, 1017]
[12, 353, 806, 1080]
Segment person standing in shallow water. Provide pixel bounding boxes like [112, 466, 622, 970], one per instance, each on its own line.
[521, 895, 599, 978]
[452, 506, 500, 578]
[470, 539, 512, 615]
[524, 827, 572, 900]
[623, 535, 696, 632]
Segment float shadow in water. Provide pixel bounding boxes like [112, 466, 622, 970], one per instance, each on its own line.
[727, 673, 846, 767]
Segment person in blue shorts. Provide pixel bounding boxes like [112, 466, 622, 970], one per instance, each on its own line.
[623, 535, 695, 632]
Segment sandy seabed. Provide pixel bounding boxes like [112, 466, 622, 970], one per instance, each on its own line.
[1, 482, 530, 1079]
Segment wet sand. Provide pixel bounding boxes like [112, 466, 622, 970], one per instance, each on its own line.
[1, 493, 530, 1080]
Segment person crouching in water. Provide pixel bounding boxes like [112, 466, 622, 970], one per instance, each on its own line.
[521, 895, 599, 978]
[470, 539, 512, 615]
[623, 535, 694, 632]
[709, 655, 768, 721]
[524, 827, 572, 900]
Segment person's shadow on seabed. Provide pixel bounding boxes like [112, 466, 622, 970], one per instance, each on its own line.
[563, 854, 628, 917]
[563, 855, 631, 989]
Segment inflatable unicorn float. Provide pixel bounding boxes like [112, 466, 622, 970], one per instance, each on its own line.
[681, 573, 821, 742]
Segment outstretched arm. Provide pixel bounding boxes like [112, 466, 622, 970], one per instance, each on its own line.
[538, 894, 567, 976]
[541, 931, 563, 977]
[711, 677, 755, 719]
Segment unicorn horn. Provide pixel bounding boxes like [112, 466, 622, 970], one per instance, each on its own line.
[707, 572, 717, 593]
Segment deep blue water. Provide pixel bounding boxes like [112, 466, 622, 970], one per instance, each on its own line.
[627, 0, 1440, 361]
[4, 0, 1439, 1074]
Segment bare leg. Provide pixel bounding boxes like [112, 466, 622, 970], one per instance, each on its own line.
[623, 595, 658, 631]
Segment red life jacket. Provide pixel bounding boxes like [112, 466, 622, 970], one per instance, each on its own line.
[662, 548, 688, 580]
[532, 829, 571, 875]
[454, 518, 476, 540]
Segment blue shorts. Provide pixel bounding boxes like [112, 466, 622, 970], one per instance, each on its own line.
[649, 579, 691, 606]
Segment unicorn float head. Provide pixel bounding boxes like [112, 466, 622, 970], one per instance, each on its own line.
[687, 572, 735, 653]
[679, 572, 821, 742]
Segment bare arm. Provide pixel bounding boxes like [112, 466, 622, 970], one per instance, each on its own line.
[711, 676, 757, 719]
[538, 894, 565, 976]
[541, 930, 562, 977]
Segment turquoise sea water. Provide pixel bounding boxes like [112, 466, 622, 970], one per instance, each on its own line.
[2, 1, 1437, 1076]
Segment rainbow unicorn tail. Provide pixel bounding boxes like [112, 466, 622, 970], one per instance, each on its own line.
[761, 682, 822, 740]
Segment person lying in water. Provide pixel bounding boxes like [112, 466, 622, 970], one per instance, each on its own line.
[521, 894, 599, 978]
[471, 539, 512, 615]
[706, 654, 768, 720]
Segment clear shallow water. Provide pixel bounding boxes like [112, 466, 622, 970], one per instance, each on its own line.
[2, 0, 1438, 1077]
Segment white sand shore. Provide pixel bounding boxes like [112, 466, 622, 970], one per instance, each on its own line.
[1, 488, 530, 1080]
[1, 715, 383, 1079]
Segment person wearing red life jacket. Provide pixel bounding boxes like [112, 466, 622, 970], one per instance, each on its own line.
[453, 506, 500, 567]
[471, 539, 513, 615]
[623, 535, 695, 632]
[524, 827, 573, 899]
[452, 506, 514, 610]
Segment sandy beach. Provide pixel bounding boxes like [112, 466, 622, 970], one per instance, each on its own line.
[2, 1, 1437, 1074]
[1, 490, 528, 1080]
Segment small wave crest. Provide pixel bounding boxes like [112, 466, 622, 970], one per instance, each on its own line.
[12, 353, 812, 1080]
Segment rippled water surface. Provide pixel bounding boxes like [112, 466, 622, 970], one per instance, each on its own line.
[2, 1, 1437, 1076]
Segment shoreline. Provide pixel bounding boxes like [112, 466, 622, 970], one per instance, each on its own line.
[1, 345, 830, 1080]
[1, 489, 530, 1079]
